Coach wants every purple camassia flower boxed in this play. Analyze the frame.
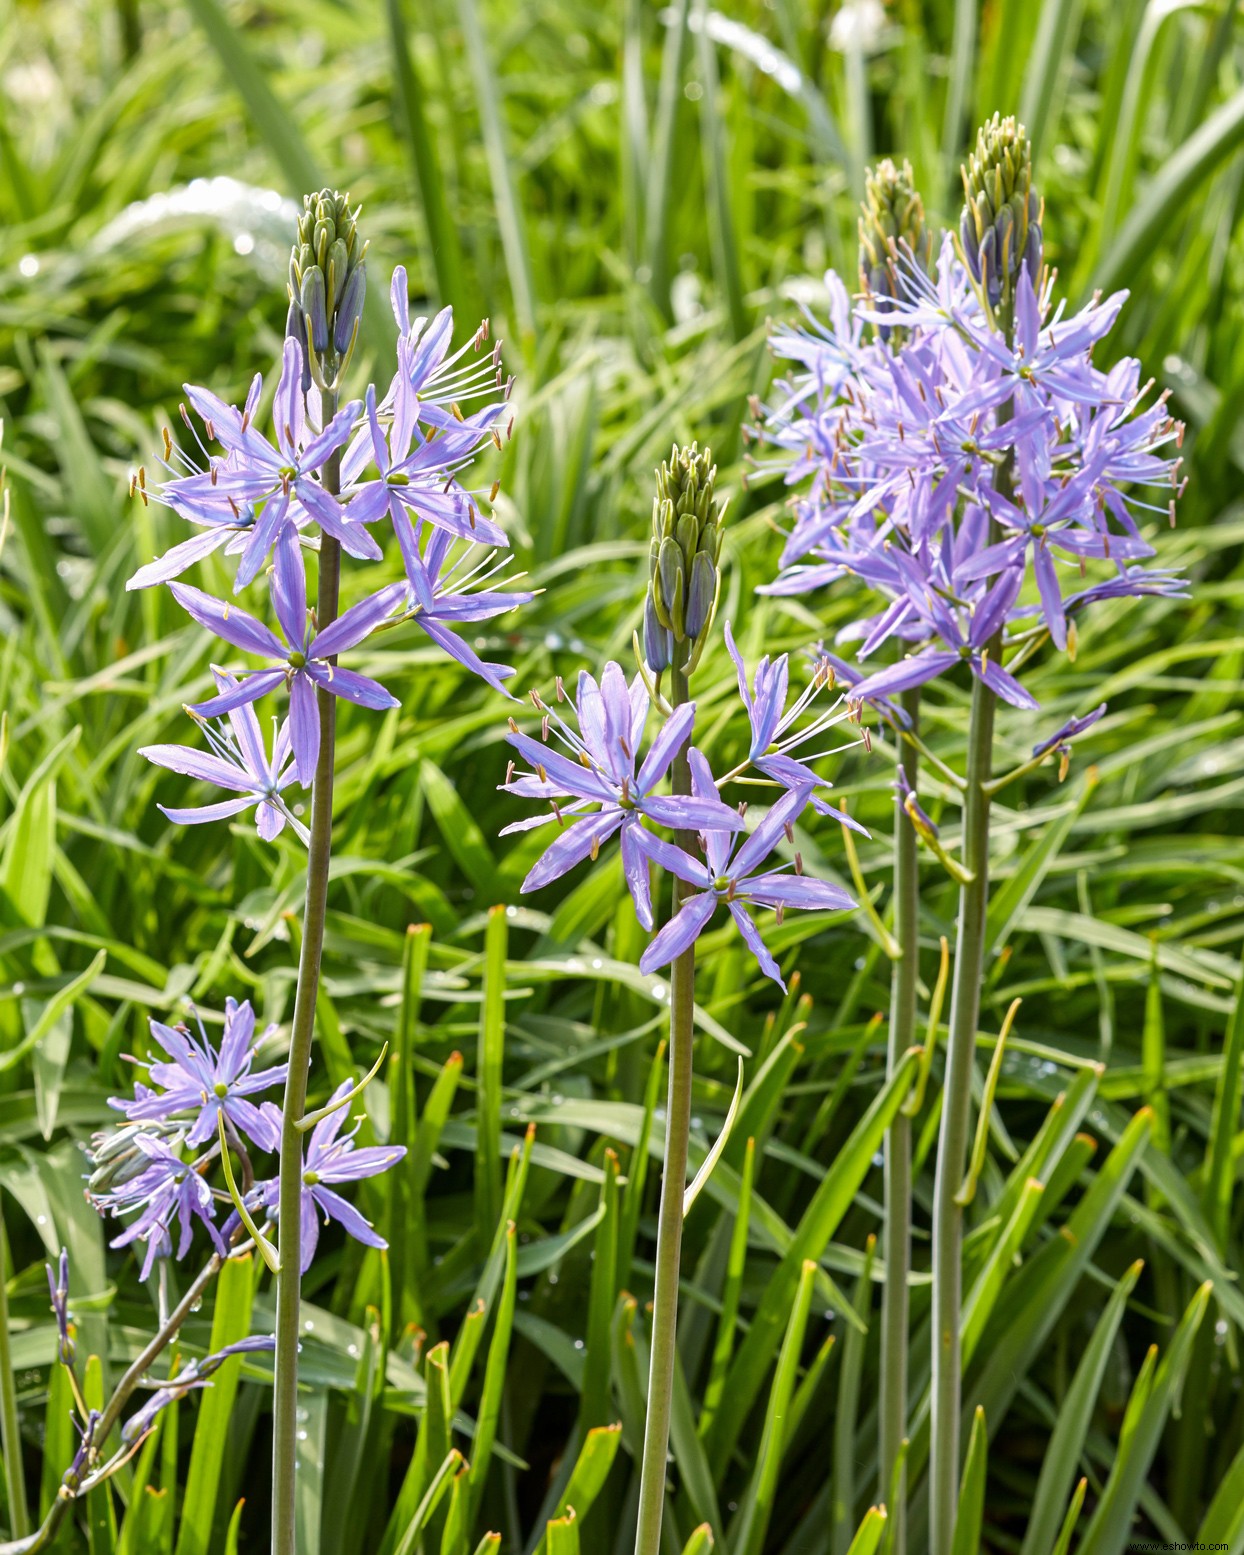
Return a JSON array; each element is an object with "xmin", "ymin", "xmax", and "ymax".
[
  {"xmin": 139, "ymin": 670, "xmax": 304, "ymax": 842},
  {"xmin": 171, "ymin": 532, "xmax": 401, "ymax": 785},
  {"xmin": 341, "ymin": 381, "xmax": 508, "ymax": 550},
  {"xmin": 94, "ymin": 1136, "xmax": 225, "ymax": 1281},
  {"xmin": 128, "ymin": 340, "xmax": 377, "ymax": 594},
  {"xmin": 385, "ymin": 267, "xmax": 512, "ymax": 432},
  {"xmin": 112, "ymin": 998, "xmax": 286, "ymax": 1153},
  {"xmin": 499, "ymin": 663, "xmax": 743, "ymax": 930},
  {"xmin": 121, "ymin": 1337, "xmax": 276, "ymax": 1446},
  {"xmin": 724, "ymin": 622, "xmax": 867, "ymax": 833},
  {"xmin": 254, "ymin": 1082, "xmax": 405, "ymax": 1274},
  {"xmin": 634, "ymin": 754, "xmax": 854, "ymax": 990},
  {"xmin": 851, "ymin": 564, "xmax": 1037, "ymax": 710},
  {"xmin": 397, "ymin": 526, "xmax": 533, "ymax": 696}
]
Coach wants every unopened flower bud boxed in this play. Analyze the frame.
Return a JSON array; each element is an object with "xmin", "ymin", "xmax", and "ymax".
[
  {"xmin": 300, "ymin": 267, "xmax": 328, "ymax": 353},
  {"xmin": 858, "ymin": 157, "xmax": 930, "ymax": 314},
  {"xmin": 959, "ymin": 115, "xmax": 1044, "ymax": 331},
  {"xmin": 643, "ymin": 593, "xmax": 673, "ymax": 672},
  {"xmin": 289, "ymin": 188, "xmax": 368, "ymax": 387},
  {"xmin": 334, "ymin": 264, "xmax": 367, "ymax": 356},
  {"xmin": 644, "ymin": 443, "xmax": 726, "ymax": 676}
]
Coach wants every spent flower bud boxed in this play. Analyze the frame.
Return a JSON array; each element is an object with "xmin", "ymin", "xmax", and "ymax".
[
  {"xmin": 858, "ymin": 158, "xmax": 931, "ymax": 310},
  {"xmin": 959, "ymin": 115, "xmax": 1043, "ymax": 331},
  {"xmin": 646, "ymin": 443, "xmax": 726, "ymax": 677},
  {"xmin": 47, "ymin": 1248, "xmax": 75, "ymax": 1369},
  {"xmin": 288, "ymin": 189, "xmax": 368, "ymax": 389}
]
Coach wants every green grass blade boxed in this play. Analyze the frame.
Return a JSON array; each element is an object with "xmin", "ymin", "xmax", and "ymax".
[
  {"xmin": 832, "ymin": 1238, "xmax": 875, "ymax": 1555},
  {"xmin": 1019, "ymin": 1260, "xmax": 1143, "ymax": 1555},
  {"xmin": 453, "ymin": 0, "xmax": 538, "ymax": 343},
  {"xmin": 476, "ymin": 904, "xmax": 508, "ymax": 1255},
  {"xmin": 950, "ymin": 1407, "xmax": 986, "ymax": 1555},
  {"xmin": 1078, "ymin": 1282, "xmax": 1213, "ymax": 1555},
  {"xmin": 384, "ymin": 0, "xmax": 473, "ymax": 320},
  {"xmin": 728, "ymin": 1256, "xmax": 816, "ymax": 1555},
  {"xmin": 1089, "ymin": 84, "xmax": 1244, "ymax": 296}
]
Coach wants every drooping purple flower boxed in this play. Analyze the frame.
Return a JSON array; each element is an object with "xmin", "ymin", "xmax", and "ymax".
[
  {"xmin": 724, "ymin": 622, "xmax": 867, "ymax": 832},
  {"xmin": 255, "ymin": 1081, "xmax": 405, "ymax": 1274},
  {"xmin": 171, "ymin": 532, "xmax": 401, "ymax": 784},
  {"xmin": 62, "ymin": 1410, "xmax": 100, "ymax": 1491},
  {"xmin": 499, "ymin": 663, "xmax": 743, "ymax": 929},
  {"xmin": 129, "ymin": 340, "xmax": 376, "ymax": 593},
  {"xmin": 93, "ymin": 1137, "xmax": 226, "ymax": 1281},
  {"xmin": 139, "ymin": 670, "xmax": 305, "ymax": 843},
  {"xmin": 47, "ymin": 1248, "xmax": 74, "ymax": 1368},
  {"xmin": 1033, "ymin": 703, "xmax": 1107, "ymax": 759},
  {"xmin": 394, "ymin": 525, "xmax": 532, "ymax": 696},
  {"xmin": 111, "ymin": 998, "xmax": 286, "ymax": 1153},
  {"xmin": 121, "ymin": 1337, "xmax": 276, "ymax": 1446},
  {"xmin": 634, "ymin": 754, "xmax": 853, "ymax": 990}
]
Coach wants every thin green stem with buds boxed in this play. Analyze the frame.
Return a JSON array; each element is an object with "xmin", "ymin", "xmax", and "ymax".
[
  {"xmin": 633, "ymin": 659, "xmax": 696, "ymax": 1555},
  {"xmin": 928, "ymin": 666, "xmax": 996, "ymax": 1555},
  {"xmin": 271, "ymin": 385, "xmax": 342, "ymax": 1555},
  {"xmin": 879, "ymin": 687, "xmax": 920, "ymax": 1555}
]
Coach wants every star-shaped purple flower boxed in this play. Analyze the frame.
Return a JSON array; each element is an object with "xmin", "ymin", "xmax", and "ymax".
[
  {"xmin": 171, "ymin": 532, "xmax": 401, "ymax": 785},
  {"xmin": 395, "ymin": 524, "xmax": 532, "ymax": 696},
  {"xmin": 112, "ymin": 998, "xmax": 287, "ymax": 1153},
  {"xmin": 634, "ymin": 754, "xmax": 854, "ymax": 990},
  {"xmin": 139, "ymin": 670, "xmax": 305, "ymax": 842},
  {"xmin": 724, "ymin": 622, "xmax": 867, "ymax": 833},
  {"xmin": 255, "ymin": 1081, "xmax": 405, "ymax": 1274},
  {"xmin": 131, "ymin": 340, "xmax": 376, "ymax": 593},
  {"xmin": 500, "ymin": 663, "xmax": 743, "ymax": 929}
]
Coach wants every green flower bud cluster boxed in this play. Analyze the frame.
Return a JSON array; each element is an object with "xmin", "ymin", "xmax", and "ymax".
[
  {"xmin": 858, "ymin": 157, "xmax": 931, "ymax": 305},
  {"xmin": 287, "ymin": 189, "xmax": 368, "ymax": 390},
  {"xmin": 644, "ymin": 443, "xmax": 725, "ymax": 678},
  {"xmin": 86, "ymin": 1118, "xmax": 179, "ymax": 1196},
  {"xmin": 959, "ymin": 115, "xmax": 1043, "ymax": 330}
]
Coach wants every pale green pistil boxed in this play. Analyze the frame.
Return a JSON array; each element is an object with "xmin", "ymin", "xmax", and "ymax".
[{"xmin": 288, "ymin": 651, "xmax": 307, "ymax": 669}]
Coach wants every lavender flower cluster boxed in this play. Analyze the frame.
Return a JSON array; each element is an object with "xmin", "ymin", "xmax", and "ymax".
[
  {"xmin": 130, "ymin": 265, "xmax": 529, "ymax": 839},
  {"xmin": 756, "ymin": 233, "xmax": 1186, "ymax": 730},
  {"xmin": 87, "ymin": 999, "xmax": 401, "ymax": 1281}
]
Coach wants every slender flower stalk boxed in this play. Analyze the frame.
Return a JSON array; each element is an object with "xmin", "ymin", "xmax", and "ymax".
[
  {"xmin": 928, "ymin": 669, "xmax": 995, "ymax": 1553},
  {"xmin": 634, "ymin": 446, "xmax": 725, "ymax": 1555},
  {"xmin": 633, "ymin": 655, "xmax": 697, "ymax": 1555},
  {"xmin": 270, "ymin": 386, "xmax": 342, "ymax": 1555},
  {"xmin": 272, "ymin": 188, "xmax": 361, "ymax": 1555},
  {"xmin": 880, "ymin": 689, "xmax": 918, "ymax": 1554},
  {"xmin": 858, "ymin": 164, "xmax": 932, "ymax": 1550}
]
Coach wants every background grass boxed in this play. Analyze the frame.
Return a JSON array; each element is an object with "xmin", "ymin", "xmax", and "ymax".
[{"xmin": 3, "ymin": 0, "xmax": 1244, "ymax": 1550}]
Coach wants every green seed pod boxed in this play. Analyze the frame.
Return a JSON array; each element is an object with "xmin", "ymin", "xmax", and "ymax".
[
  {"xmin": 643, "ymin": 442, "xmax": 727, "ymax": 678},
  {"xmin": 958, "ymin": 114, "xmax": 1044, "ymax": 333}
]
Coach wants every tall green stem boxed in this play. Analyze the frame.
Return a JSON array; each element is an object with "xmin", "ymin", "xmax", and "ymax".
[
  {"xmin": 633, "ymin": 661, "xmax": 695, "ymax": 1555},
  {"xmin": 0, "ymin": 1211, "xmax": 29, "ymax": 1540},
  {"xmin": 271, "ymin": 388, "xmax": 342, "ymax": 1555},
  {"xmin": 928, "ymin": 670, "xmax": 996, "ymax": 1555},
  {"xmin": 879, "ymin": 688, "xmax": 920, "ymax": 1555}
]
